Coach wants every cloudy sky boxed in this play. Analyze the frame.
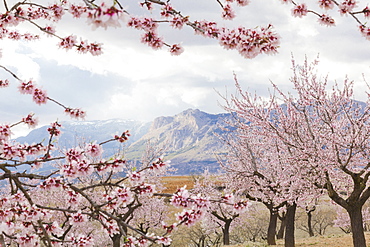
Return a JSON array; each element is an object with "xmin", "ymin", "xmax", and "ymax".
[{"xmin": 1, "ymin": 0, "xmax": 370, "ymax": 137}]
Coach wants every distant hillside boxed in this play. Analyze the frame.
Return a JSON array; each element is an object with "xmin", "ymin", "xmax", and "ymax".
[
  {"xmin": 15, "ymin": 109, "xmax": 232, "ymax": 175},
  {"xmin": 16, "ymin": 119, "xmax": 151, "ymax": 158},
  {"xmin": 126, "ymin": 109, "xmax": 231, "ymax": 174}
]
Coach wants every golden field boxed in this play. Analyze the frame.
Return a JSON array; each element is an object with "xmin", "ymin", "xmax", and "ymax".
[{"xmin": 160, "ymin": 176, "xmax": 370, "ymax": 247}]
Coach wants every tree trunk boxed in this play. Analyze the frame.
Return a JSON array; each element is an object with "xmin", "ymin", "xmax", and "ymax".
[
  {"xmin": 112, "ymin": 234, "xmax": 121, "ymax": 247},
  {"xmin": 307, "ymin": 210, "xmax": 314, "ymax": 237},
  {"xmin": 348, "ymin": 206, "xmax": 367, "ymax": 247},
  {"xmin": 277, "ymin": 213, "xmax": 286, "ymax": 239},
  {"xmin": 285, "ymin": 203, "xmax": 296, "ymax": 247},
  {"xmin": 222, "ymin": 219, "xmax": 232, "ymax": 245},
  {"xmin": 267, "ymin": 210, "xmax": 278, "ymax": 245}
]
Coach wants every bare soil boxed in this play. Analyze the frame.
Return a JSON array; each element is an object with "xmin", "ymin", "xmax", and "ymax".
[{"xmin": 230, "ymin": 232, "xmax": 370, "ymax": 247}]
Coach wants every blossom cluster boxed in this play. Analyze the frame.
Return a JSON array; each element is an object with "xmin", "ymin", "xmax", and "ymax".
[
  {"xmin": 0, "ymin": 193, "xmax": 67, "ymax": 246},
  {"xmin": 168, "ymin": 186, "xmax": 248, "ymax": 229}
]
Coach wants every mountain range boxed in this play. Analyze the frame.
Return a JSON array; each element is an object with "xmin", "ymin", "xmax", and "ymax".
[{"xmin": 15, "ymin": 109, "xmax": 232, "ymax": 175}]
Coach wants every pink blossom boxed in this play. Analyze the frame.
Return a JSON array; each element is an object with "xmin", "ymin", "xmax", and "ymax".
[
  {"xmin": 0, "ymin": 79, "xmax": 9, "ymax": 87},
  {"xmin": 141, "ymin": 18, "xmax": 159, "ymax": 32},
  {"xmin": 39, "ymin": 177, "xmax": 63, "ymax": 190},
  {"xmin": 26, "ymin": 143, "xmax": 46, "ymax": 156},
  {"xmin": 0, "ymin": 124, "xmax": 11, "ymax": 141},
  {"xmin": 318, "ymin": 14, "xmax": 335, "ymax": 26},
  {"xmin": 363, "ymin": 6, "xmax": 370, "ymax": 18},
  {"xmin": 68, "ymin": 234, "xmax": 94, "ymax": 247},
  {"xmin": 16, "ymin": 234, "xmax": 38, "ymax": 247},
  {"xmin": 47, "ymin": 122, "xmax": 62, "ymax": 137},
  {"xmin": 102, "ymin": 218, "xmax": 120, "ymax": 236},
  {"xmin": 150, "ymin": 157, "xmax": 168, "ymax": 171},
  {"xmin": 67, "ymin": 190, "xmax": 82, "ymax": 205},
  {"xmin": 161, "ymin": 4, "xmax": 174, "ymax": 18},
  {"xmin": 59, "ymin": 35, "xmax": 77, "ymax": 50},
  {"xmin": 219, "ymin": 25, "xmax": 280, "ymax": 59},
  {"xmin": 169, "ymin": 44, "xmax": 184, "ymax": 55},
  {"xmin": 85, "ymin": 141, "xmax": 103, "ymax": 157},
  {"xmin": 127, "ymin": 17, "xmax": 143, "ymax": 30},
  {"xmin": 233, "ymin": 200, "xmax": 249, "ymax": 212},
  {"xmin": 114, "ymin": 187, "xmax": 134, "ymax": 206},
  {"xmin": 162, "ymin": 222, "xmax": 177, "ymax": 233},
  {"xmin": 65, "ymin": 147, "xmax": 84, "ymax": 163},
  {"xmin": 222, "ymin": 4, "xmax": 236, "ymax": 20},
  {"xmin": 8, "ymin": 31, "xmax": 21, "ymax": 40},
  {"xmin": 44, "ymin": 222, "xmax": 63, "ymax": 237},
  {"xmin": 359, "ymin": 25, "xmax": 370, "ymax": 40},
  {"xmin": 22, "ymin": 33, "xmax": 39, "ymax": 41},
  {"xmin": 48, "ymin": 4, "xmax": 65, "ymax": 21},
  {"xmin": 32, "ymin": 88, "xmax": 48, "ymax": 105},
  {"xmin": 22, "ymin": 114, "xmax": 38, "ymax": 128},
  {"xmin": 62, "ymin": 158, "xmax": 93, "ymax": 178},
  {"xmin": 69, "ymin": 210, "xmax": 88, "ymax": 225},
  {"xmin": 129, "ymin": 171, "xmax": 143, "ymax": 183},
  {"xmin": 339, "ymin": 0, "xmax": 357, "ymax": 15},
  {"xmin": 69, "ymin": 4, "xmax": 87, "ymax": 18},
  {"xmin": 175, "ymin": 208, "xmax": 204, "ymax": 226},
  {"xmin": 65, "ymin": 108, "xmax": 86, "ymax": 119},
  {"xmin": 318, "ymin": 0, "xmax": 335, "ymax": 10},
  {"xmin": 87, "ymin": 42, "xmax": 103, "ymax": 56},
  {"xmin": 291, "ymin": 4, "xmax": 308, "ymax": 18},
  {"xmin": 170, "ymin": 186, "xmax": 191, "ymax": 207},
  {"xmin": 42, "ymin": 26, "xmax": 56, "ymax": 37},
  {"xmin": 194, "ymin": 21, "xmax": 220, "ymax": 37},
  {"xmin": 170, "ymin": 16, "xmax": 189, "ymax": 29},
  {"xmin": 114, "ymin": 130, "xmax": 130, "ymax": 143},
  {"xmin": 18, "ymin": 80, "xmax": 34, "ymax": 94},
  {"xmin": 86, "ymin": 3, "xmax": 125, "ymax": 30},
  {"xmin": 140, "ymin": 2, "xmax": 153, "ymax": 11},
  {"xmin": 221, "ymin": 193, "xmax": 235, "ymax": 204},
  {"xmin": 156, "ymin": 236, "xmax": 172, "ymax": 245},
  {"xmin": 236, "ymin": 0, "xmax": 250, "ymax": 6},
  {"xmin": 1, "ymin": 143, "xmax": 21, "ymax": 159},
  {"xmin": 135, "ymin": 183, "xmax": 156, "ymax": 194}
]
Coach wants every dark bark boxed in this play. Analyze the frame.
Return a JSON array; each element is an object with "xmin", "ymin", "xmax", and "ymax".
[
  {"xmin": 284, "ymin": 203, "xmax": 296, "ymax": 247},
  {"xmin": 112, "ymin": 233, "xmax": 122, "ymax": 247},
  {"xmin": 267, "ymin": 210, "xmax": 278, "ymax": 245},
  {"xmin": 222, "ymin": 219, "xmax": 232, "ymax": 245},
  {"xmin": 348, "ymin": 206, "xmax": 366, "ymax": 247},
  {"xmin": 306, "ymin": 206, "xmax": 316, "ymax": 237},
  {"xmin": 277, "ymin": 212, "xmax": 286, "ymax": 239},
  {"xmin": 324, "ymin": 172, "xmax": 370, "ymax": 247},
  {"xmin": 211, "ymin": 211, "xmax": 238, "ymax": 246}
]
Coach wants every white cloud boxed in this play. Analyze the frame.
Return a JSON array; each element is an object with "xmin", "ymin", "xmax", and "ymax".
[{"xmin": 2, "ymin": 0, "xmax": 370, "ymax": 138}]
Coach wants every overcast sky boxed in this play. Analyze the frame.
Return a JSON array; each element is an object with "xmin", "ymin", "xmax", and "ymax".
[{"xmin": 1, "ymin": 0, "xmax": 370, "ymax": 137}]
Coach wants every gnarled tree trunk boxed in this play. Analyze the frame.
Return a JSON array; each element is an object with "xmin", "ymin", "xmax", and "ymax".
[
  {"xmin": 267, "ymin": 209, "xmax": 278, "ymax": 245},
  {"xmin": 284, "ymin": 203, "xmax": 296, "ymax": 247},
  {"xmin": 306, "ymin": 206, "xmax": 316, "ymax": 237},
  {"xmin": 222, "ymin": 219, "xmax": 232, "ymax": 245},
  {"xmin": 277, "ymin": 212, "xmax": 286, "ymax": 239},
  {"xmin": 348, "ymin": 206, "xmax": 366, "ymax": 247}
]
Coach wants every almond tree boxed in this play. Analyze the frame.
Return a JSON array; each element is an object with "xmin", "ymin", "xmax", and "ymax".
[
  {"xmin": 226, "ymin": 58, "xmax": 370, "ymax": 247},
  {"xmin": 219, "ymin": 121, "xmax": 321, "ymax": 246},
  {"xmin": 191, "ymin": 172, "xmax": 249, "ymax": 245}
]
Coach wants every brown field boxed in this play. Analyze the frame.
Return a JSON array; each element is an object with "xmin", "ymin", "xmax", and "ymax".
[
  {"xmin": 160, "ymin": 175, "xmax": 195, "ymax": 193},
  {"xmin": 229, "ymin": 232, "xmax": 370, "ymax": 246}
]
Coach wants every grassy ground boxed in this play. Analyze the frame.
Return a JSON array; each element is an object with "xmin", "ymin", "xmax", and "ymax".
[{"xmin": 228, "ymin": 232, "xmax": 370, "ymax": 247}]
